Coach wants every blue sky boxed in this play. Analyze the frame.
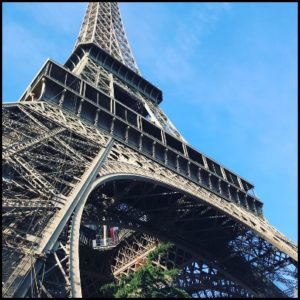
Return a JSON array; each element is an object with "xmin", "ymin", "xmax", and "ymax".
[{"xmin": 3, "ymin": 3, "xmax": 297, "ymax": 243}]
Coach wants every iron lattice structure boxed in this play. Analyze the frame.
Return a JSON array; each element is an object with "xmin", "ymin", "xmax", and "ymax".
[{"xmin": 2, "ymin": 2, "xmax": 298, "ymax": 298}]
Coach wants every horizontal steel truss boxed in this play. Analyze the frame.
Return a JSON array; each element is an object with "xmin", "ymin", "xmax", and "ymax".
[
  {"xmin": 19, "ymin": 59, "xmax": 263, "ymax": 218},
  {"xmin": 66, "ymin": 41, "xmax": 185, "ymax": 142},
  {"xmin": 100, "ymin": 141, "xmax": 297, "ymax": 261},
  {"xmin": 65, "ymin": 43, "xmax": 162, "ymax": 104},
  {"xmin": 112, "ymin": 233, "xmax": 158, "ymax": 278},
  {"xmin": 70, "ymin": 46, "xmax": 184, "ymax": 140}
]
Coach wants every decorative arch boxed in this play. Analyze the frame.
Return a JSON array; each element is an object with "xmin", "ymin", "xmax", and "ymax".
[{"xmin": 68, "ymin": 165, "xmax": 296, "ymax": 298}]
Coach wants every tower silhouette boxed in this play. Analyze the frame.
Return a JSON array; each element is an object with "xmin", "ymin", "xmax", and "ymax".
[{"xmin": 2, "ymin": 2, "xmax": 297, "ymax": 298}]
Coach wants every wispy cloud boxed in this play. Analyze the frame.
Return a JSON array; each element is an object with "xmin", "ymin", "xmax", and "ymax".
[
  {"xmin": 154, "ymin": 3, "xmax": 232, "ymax": 83},
  {"xmin": 121, "ymin": 3, "xmax": 231, "ymax": 84}
]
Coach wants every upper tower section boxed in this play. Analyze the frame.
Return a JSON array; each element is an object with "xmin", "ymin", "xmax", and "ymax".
[
  {"xmin": 18, "ymin": 2, "xmax": 263, "ymax": 218},
  {"xmin": 75, "ymin": 2, "xmax": 140, "ymax": 75}
]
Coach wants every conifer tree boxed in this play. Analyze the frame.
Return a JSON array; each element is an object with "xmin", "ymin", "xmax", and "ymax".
[{"xmin": 100, "ymin": 242, "xmax": 190, "ymax": 298}]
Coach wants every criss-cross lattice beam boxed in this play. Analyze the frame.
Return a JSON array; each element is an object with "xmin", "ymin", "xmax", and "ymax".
[
  {"xmin": 109, "ymin": 232, "xmax": 255, "ymax": 298},
  {"xmin": 75, "ymin": 2, "xmax": 140, "ymax": 74}
]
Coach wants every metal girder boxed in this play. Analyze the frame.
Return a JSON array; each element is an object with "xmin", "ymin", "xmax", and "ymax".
[
  {"xmin": 36, "ymin": 138, "xmax": 113, "ymax": 254},
  {"xmin": 108, "ymin": 232, "xmax": 254, "ymax": 297},
  {"xmin": 2, "ymin": 2, "xmax": 297, "ymax": 299},
  {"xmin": 75, "ymin": 2, "xmax": 139, "ymax": 74},
  {"xmin": 2, "ymin": 102, "xmax": 297, "ymax": 297},
  {"xmin": 79, "ymin": 170, "xmax": 296, "ymax": 297},
  {"xmin": 3, "ymin": 127, "xmax": 65, "ymax": 160}
]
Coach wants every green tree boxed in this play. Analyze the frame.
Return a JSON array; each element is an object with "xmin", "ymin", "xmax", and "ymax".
[{"xmin": 100, "ymin": 242, "xmax": 190, "ymax": 298}]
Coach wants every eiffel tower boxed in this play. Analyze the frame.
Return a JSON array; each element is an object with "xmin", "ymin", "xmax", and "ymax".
[{"xmin": 2, "ymin": 2, "xmax": 297, "ymax": 298}]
